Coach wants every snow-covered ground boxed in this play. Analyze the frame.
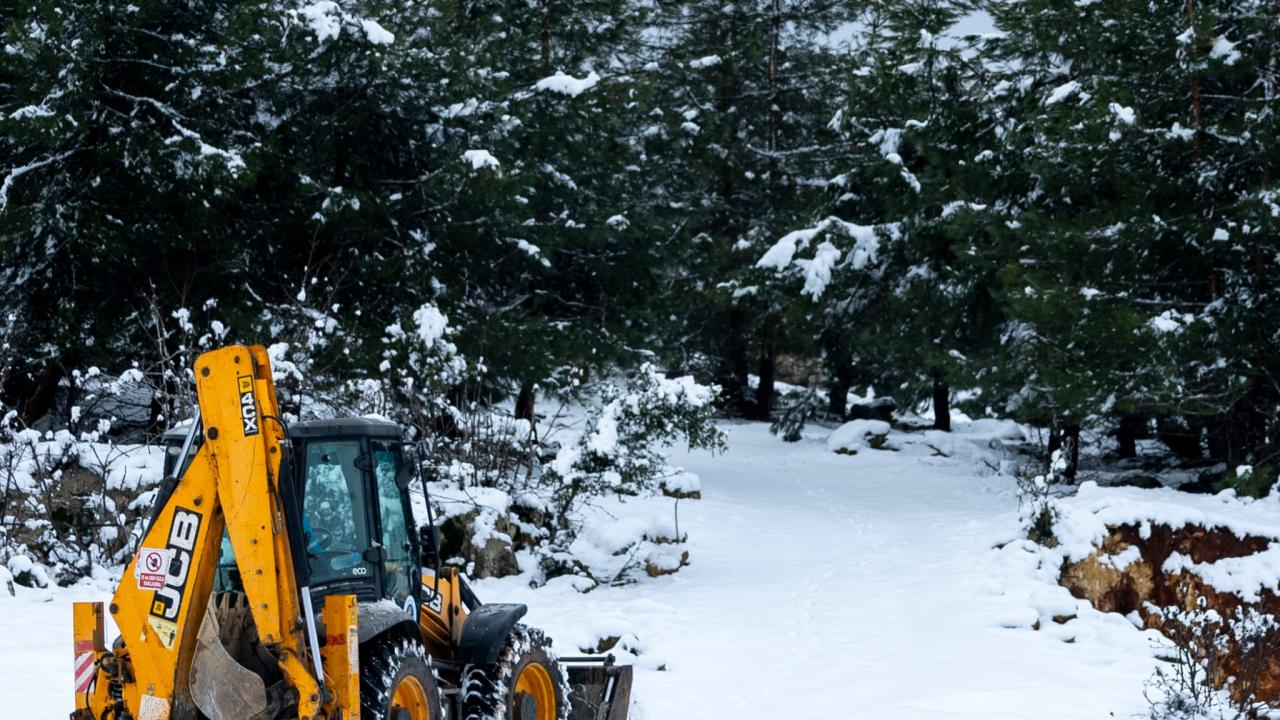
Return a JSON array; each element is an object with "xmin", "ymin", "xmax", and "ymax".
[
  {"xmin": 0, "ymin": 420, "xmax": 1164, "ymax": 718},
  {"xmin": 483, "ymin": 420, "xmax": 1161, "ymax": 719}
]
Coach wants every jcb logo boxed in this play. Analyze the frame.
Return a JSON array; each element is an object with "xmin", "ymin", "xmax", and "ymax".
[
  {"xmin": 238, "ymin": 375, "xmax": 259, "ymax": 436},
  {"xmin": 149, "ymin": 508, "xmax": 202, "ymax": 623}
]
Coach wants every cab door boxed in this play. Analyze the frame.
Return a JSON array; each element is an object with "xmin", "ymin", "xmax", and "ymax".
[{"xmin": 370, "ymin": 440, "xmax": 419, "ymax": 613}]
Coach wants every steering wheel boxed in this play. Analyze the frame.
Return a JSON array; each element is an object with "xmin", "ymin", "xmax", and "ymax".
[{"xmin": 308, "ymin": 527, "xmax": 333, "ymax": 551}]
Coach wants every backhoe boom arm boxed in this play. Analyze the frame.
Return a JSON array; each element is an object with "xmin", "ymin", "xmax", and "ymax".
[{"xmin": 76, "ymin": 345, "xmax": 322, "ymax": 720}]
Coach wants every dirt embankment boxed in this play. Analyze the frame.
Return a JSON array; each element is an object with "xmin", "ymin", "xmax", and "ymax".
[{"xmin": 1060, "ymin": 523, "xmax": 1280, "ymax": 701}]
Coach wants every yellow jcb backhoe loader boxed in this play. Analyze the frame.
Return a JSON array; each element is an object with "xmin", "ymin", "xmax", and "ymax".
[{"xmin": 71, "ymin": 344, "xmax": 630, "ymax": 720}]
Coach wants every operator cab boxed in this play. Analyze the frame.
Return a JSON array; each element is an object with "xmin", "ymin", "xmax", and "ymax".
[
  {"xmin": 161, "ymin": 417, "xmax": 426, "ymax": 611},
  {"xmin": 286, "ymin": 418, "xmax": 419, "ymax": 610}
]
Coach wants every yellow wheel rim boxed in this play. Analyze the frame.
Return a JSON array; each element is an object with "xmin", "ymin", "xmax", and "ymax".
[
  {"xmin": 391, "ymin": 674, "xmax": 432, "ymax": 720},
  {"xmin": 513, "ymin": 662, "xmax": 557, "ymax": 720}
]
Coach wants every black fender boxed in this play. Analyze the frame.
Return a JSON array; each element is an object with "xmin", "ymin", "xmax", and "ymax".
[
  {"xmin": 357, "ymin": 601, "xmax": 420, "ymax": 644},
  {"xmin": 456, "ymin": 603, "xmax": 528, "ymax": 665}
]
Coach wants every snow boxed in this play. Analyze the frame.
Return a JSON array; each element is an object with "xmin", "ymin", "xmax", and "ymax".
[
  {"xmin": 652, "ymin": 372, "xmax": 717, "ymax": 408},
  {"xmin": 475, "ymin": 422, "xmax": 1160, "ymax": 718},
  {"xmin": 1108, "ymin": 103, "xmax": 1135, "ymax": 125},
  {"xmin": 660, "ymin": 469, "xmax": 701, "ymax": 496},
  {"xmin": 757, "ymin": 217, "xmax": 881, "ymax": 299},
  {"xmin": 294, "ymin": 2, "xmax": 393, "ymax": 45},
  {"xmin": 462, "ymin": 149, "xmax": 500, "ymax": 172},
  {"xmin": 797, "ymin": 242, "xmax": 840, "ymax": 299},
  {"xmin": 412, "ymin": 304, "xmax": 448, "ymax": 346},
  {"xmin": 1050, "ymin": 482, "xmax": 1280, "ymax": 563},
  {"xmin": 1045, "ymin": 481, "xmax": 1280, "ymax": 606},
  {"xmin": 360, "ymin": 19, "xmax": 394, "ymax": 45},
  {"xmin": 1149, "ymin": 309, "xmax": 1195, "ymax": 333},
  {"xmin": 295, "ymin": 2, "xmax": 342, "ymax": 43},
  {"xmin": 1044, "ymin": 80, "xmax": 1081, "ymax": 106},
  {"xmin": 1163, "ymin": 547, "xmax": 1280, "ymax": 603},
  {"xmin": 585, "ymin": 400, "xmax": 621, "ymax": 455},
  {"xmin": 689, "ymin": 55, "xmax": 721, "ymax": 69},
  {"xmin": 826, "ymin": 418, "xmax": 892, "ymax": 452},
  {"xmin": 1210, "ymin": 35, "xmax": 1240, "ymax": 65},
  {"xmin": 1, "ymin": 421, "xmax": 1188, "ymax": 718},
  {"xmin": 534, "ymin": 71, "xmax": 601, "ymax": 97}
]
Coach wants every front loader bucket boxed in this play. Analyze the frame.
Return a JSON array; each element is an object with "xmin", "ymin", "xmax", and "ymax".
[
  {"xmin": 189, "ymin": 596, "xmax": 269, "ymax": 720},
  {"xmin": 561, "ymin": 656, "xmax": 633, "ymax": 720}
]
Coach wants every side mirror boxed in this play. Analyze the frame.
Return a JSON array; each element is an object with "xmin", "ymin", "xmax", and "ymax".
[{"xmin": 419, "ymin": 524, "xmax": 442, "ymax": 567}]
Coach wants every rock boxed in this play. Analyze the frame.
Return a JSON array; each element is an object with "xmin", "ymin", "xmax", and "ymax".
[
  {"xmin": 644, "ymin": 548, "xmax": 689, "ymax": 577},
  {"xmin": 846, "ymin": 397, "xmax": 896, "ymax": 423},
  {"xmin": 437, "ymin": 511, "xmax": 520, "ymax": 579},
  {"xmin": 471, "ymin": 537, "xmax": 519, "ymax": 578},
  {"xmin": 660, "ymin": 470, "xmax": 702, "ymax": 500},
  {"xmin": 59, "ymin": 465, "xmax": 103, "ymax": 495},
  {"xmin": 827, "ymin": 419, "xmax": 892, "ymax": 453},
  {"xmin": 1094, "ymin": 472, "xmax": 1163, "ymax": 490},
  {"xmin": 584, "ymin": 636, "xmax": 621, "ymax": 654}
]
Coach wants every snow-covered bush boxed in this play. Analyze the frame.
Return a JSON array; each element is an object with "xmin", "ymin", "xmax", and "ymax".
[
  {"xmin": 426, "ymin": 365, "xmax": 724, "ymax": 587},
  {"xmin": 1145, "ymin": 599, "xmax": 1280, "ymax": 719},
  {"xmin": 1017, "ymin": 451, "xmax": 1065, "ymax": 546},
  {"xmin": 377, "ymin": 302, "xmax": 469, "ymax": 422},
  {"xmin": 541, "ymin": 365, "xmax": 723, "ymax": 508},
  {"xmin": 532, "ymin": 365, "xmax": 724, "ymax": 582},
  {"xmin": 770, "ymin": 387, "xmax": 822, "ymax": 442},
  {"xmin": 0, "ymin": 416, "xmax": 163, "ymax": 585},
  {"xmin": 1216, "ymin": 464, "xmax": 1278, "ymax": 500}
]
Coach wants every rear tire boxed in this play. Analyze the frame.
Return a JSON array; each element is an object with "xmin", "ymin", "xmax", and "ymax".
[
  {"xmin": 361, "ymin": 633, "xmax": 443, "ymax": 720},
  {"xmin": 461, "ymin": 625, "xmax": 567, "ymax": 720}
]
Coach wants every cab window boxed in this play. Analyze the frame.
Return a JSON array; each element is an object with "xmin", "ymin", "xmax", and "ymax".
[
  {"xmin": 372, "ymin": 440, "xmax": 414, "ymax": 607},
  {"xmin": 301, "ymin": 440, "xmax": 372, "ymax": 585}
]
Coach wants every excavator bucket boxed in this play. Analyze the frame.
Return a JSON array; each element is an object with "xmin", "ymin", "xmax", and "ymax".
[
  {"xmin": 563, "ymin": 657, "xmax": 633, "ymax": 720},
  {"xmin": 188, "ymin": 595, "xmax": 269, "ymax": 720}
]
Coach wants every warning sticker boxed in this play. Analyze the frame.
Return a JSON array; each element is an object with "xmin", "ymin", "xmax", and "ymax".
[
  {"xmin": 135, "ymin": 547, "xmax": 171, "ymax": 590},
  {"xmin": 137, "ymin": 694, "xmax": 170, "ymax": 720},
  {"xmin": 148, "ymin": 617, "xmax": 179, "ymax": 650}
]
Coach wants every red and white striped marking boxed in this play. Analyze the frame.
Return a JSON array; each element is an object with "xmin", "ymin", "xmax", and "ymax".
[{"xmin": 74, "ymin": 652, "xmax": 96, "ymax": 694}]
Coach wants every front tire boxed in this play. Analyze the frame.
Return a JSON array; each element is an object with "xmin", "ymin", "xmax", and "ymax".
[
  {"xmin": 361, "ymin": 633, "xmax": 443, "ymax": 720},
  {"xmin": 461, "ymin": 625, "xmax": 567, "ymax": 720}
]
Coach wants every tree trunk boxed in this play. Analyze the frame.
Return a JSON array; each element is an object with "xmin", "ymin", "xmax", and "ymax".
[
  {"xmin": 2, "ymin": 361, "xmax": 63, "ymax": 426},
  {"xmin": 1116, "ymin": 414, "xmax": 1144, "ymax": 459},
  {"xmin": 539, "ymin": 0, "xmax": 551, "ymax": 74},
  {"xmin": 829, "ymin": 360, "xmax": 853, "ymax": 419},
  {"xmin": 720, "ymin": 307, "xmax": 751, "ymax": 415},
  {"xmin": 1063, "ymin": 422, "xmax": 1082, "ymax": 483},
  {"xmin": 931, "ymin": 368, "xmax": 950, "ymax": 432},
  {"xmin": 1158, "ymin": 415, "xmax": 1203, "ymax": 460},
  {"xmin": 767, "ymin": 0, "xmax": 781, "ymax": 185},
  {"xmin": 755, "ymin": 335, "xmax": 777, "ymax": 421},
  {"xmin": 515, "ymin": 383, "xmax": 536, "ymax": 423},
  {"xmin": 1047, "ymin": 424, "xmax": 1063, "ymax": 466}
]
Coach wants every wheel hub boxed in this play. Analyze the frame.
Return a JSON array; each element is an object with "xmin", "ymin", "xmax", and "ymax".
[{"xmin": 515, "ymin": 692, "xmax": 538, "ymax": 720}]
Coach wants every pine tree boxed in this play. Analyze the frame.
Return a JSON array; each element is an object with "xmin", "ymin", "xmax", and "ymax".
[
  {"xmin": 983, "ymin": 0, "xmax": 1280, "ymax": 471},
  {"xmin": 0, "ymin": 0, "xmax": 256, "ymax": 421},
  {"xmin": 756, "ymin": 0, "xmax": 1003, "ymax": 430},
  {"xmin": 421, "ymin": 0, "xmax": 661, "ymax": 413},
  {"xmin": 651, "ymin": 0, "xmax": 858, "ymax": 417}
]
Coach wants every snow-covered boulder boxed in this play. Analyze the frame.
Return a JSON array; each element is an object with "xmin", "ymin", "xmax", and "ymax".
[
  {"xmin": 827, "ymin": 419, "xmax": 892, "ymax": 454},
  {"xmin": 660, "ymin": 469, "xmax": 702, "ymax": 499}
]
